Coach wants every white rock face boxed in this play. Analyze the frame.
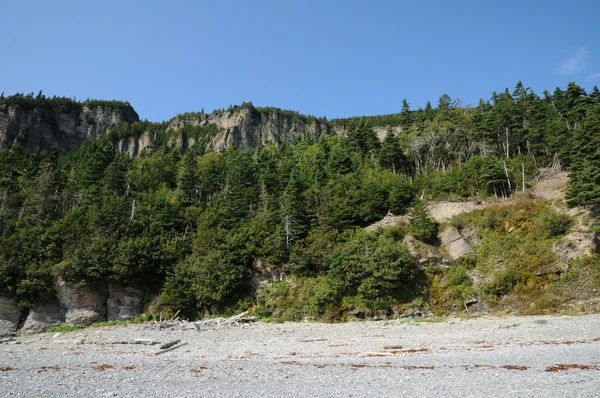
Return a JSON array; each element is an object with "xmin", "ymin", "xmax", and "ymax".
[
  {"xmin": 107, "ymin": 283, "xmax": 144, "ymax": 321},
  {"xmin": 0, "ymin": 103, "xmax": 138, "ymax": 152},
  {"xmin": 21, "ymin": 296, "xmax": 66, "ymax": 334},
  {"xmin": 441, "ymin": 227, "xmax": 475, "ymax": 261},
  {"xmin": 54, "ymin": 277, "xmax": 107, "ymax": 326},
  {"xmin": 0, "ymin": 294, "xmax": 21, "ymax": 336},
  {"xmin": 169, "ymin": 107, "xmax": 329, "ymax": 152},
  {"xmin": 117, "ymin": 131, "xmax": 154, "ymax": 157}
]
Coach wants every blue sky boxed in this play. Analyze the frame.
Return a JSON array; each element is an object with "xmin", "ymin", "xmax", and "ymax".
[{"xmin": 1, "ymin": 1, "xmax": 599, "ymax": 121}]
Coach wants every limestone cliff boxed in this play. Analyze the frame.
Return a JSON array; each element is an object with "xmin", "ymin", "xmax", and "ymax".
[
  {"xmin": 168, "ymin": 106, "xmax": 331, "ymax": 152},
  {"xmin": 0, "ymin": 101, "xmax": 139, "ymax": 152},
  {"xmin": 0, "ymin": 99, "xmax": 339, "ymax": 155}
]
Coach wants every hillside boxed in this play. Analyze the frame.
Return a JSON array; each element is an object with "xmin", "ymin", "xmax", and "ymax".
[{"xmin": 0, "ymin": 81, "xmax": 599, "ymax": 336}]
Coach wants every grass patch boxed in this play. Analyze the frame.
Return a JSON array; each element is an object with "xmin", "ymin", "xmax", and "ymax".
[{"xmin": 47, "ymin": 324, "xmax": 87, "ymax": 333}]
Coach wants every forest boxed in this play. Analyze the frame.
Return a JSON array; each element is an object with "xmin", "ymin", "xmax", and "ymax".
[{"xmin": 0, "ymin": 81, "xmax": 599, "ymax": 320}]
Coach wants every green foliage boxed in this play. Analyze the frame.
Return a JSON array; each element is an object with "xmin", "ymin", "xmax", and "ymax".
[
  {"xmin": 446, "ymin": 265, "xmax": 473, "ymax": 299},
  {"xmin": 535, "ymin": 212, "xmax": 572, "ymax": 237},
  {"xmin": 1, "ymin": 81, "xmax": 599, "ymax": 320},
  {"xmin": 47, "ymin": 324, "xmax": 87, "ymax": 333},
  {"xmin": 447, "ymin": 265, "xmax": 470, "ymax": 287},
  {"xmin": 333, "ymin": 231, "xmax": 417, "ymax": 301},
  {"xmin": 408, "ymin": 200, "xmax": 438, "ymax": 242},
  {"xmin": 0, "ymin": 92, "xmax": 130, "ymax": 113},
  {"xmin": 560, "ymin": 255, "xmax": 600, "ymax": 294},
  {"xmin": 485, "ymin": 268, "xmax": 518, "ymax": 296}
]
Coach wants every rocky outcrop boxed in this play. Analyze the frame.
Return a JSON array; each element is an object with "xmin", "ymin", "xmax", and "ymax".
[
  {"xmin": 0, "ymin": 294, "xmax": 21, "ymax": 336},
  {"xmin": 54, "ymin": 277, "xmax": 107, "ymax": 326},
  {"xmin": 19, "ymin": 282, "xmax": 144, "ymax": 332},
  {"xmin": 440, "ymin": 227, "xmax": 475, "ymax": 261},
  {"xmin": 21, "ymin": 295, "xmax": 66, "ymax": 334},
  {"xmin": 552, "ymin": 231, "xmax": 597, "ymax": 270},
  {"xmin": 460, "ymin": 226, "xmax": 481, "ymax": 247},
  {"xmin": 364, "ymin": 213, "xmax": 408, "ymax": 232},
  {"xmin": 169, "ymin": 107, "xmax": 330, "ymax": 152},
  {"xmin": 402, "ymin": 236, "xmax": 444, "ymax": 267},
  {"xmin": 0, "ymin": 102, "xmax": 139, "ymax": 152},
  {"xmin": 428, "ymin": 202, "xmax": 484, "ymax": 223},
  {"xmin": 107, "ymin": 283, "xmax": 144, "ymax": 321},
  {"xmin": 252, "ymin": 258, "xmax": 286, "ymax": 287},
  {"xmin": 116, "ymin": 131, "xmax": 155, "ymax": 157}
]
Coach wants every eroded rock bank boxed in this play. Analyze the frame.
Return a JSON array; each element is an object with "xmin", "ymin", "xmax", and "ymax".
[
  {"xmin": 2, "ymin": 279, "xmax": 146, "ymax": 335},
  {"xmin": 0, "ymin": 294, "xmax": 21, "ymax": 336}
]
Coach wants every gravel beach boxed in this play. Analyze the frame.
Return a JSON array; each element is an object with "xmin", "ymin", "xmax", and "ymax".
[{"xmin": 2, "ymin": 314, "xmax": 600, "ymax": 397}]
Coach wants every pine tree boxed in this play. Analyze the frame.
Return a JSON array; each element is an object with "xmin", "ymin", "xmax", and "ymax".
[
  {"xmin": 82, "ymin": 139, "xmax": 115, "ymax": 187},
  {"xmin": 280, "ymin": 170, "xmax": 308, "ymax": 251},
  {"xmin": 408, "ymin": 199, "xmax": 438, "ymax": 242},
  {"xmin": 566, "ymin": 103, "xmax": 600, "ymax": 206},
  {"xmin": 103, "ymin": 155, "xmax": 129, "ymax": 195},
  {"xmin": 178, "ymin": 153, "xmax": 199, "ymax": 204},
  {"xmin": 347, "ymin": 119, "xmax": 380, "ymax": 155},
  {"xmin": 424, "ymin": 100, "xmax": 435, "ymax": 121},
  {"xmin": 437, "ymin": 94, "xmax": 452, "ymax": 120},
  {"xmin": 378, "ymin": 129, "xmax": 404, "ymax": 173},
  {"xmin": 400, "ymin": 99, "xmax": 412, "ymax": 127},
  {"xmin": 591, "ymin": 86, "xmax": 600, "ymax": 103}
]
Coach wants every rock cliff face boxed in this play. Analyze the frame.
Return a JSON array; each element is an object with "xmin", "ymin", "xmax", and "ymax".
[
  {"xmin": 54, "ymin": 277, "xmax": 108, "ymax": 325},
  {"xmin": 0, "ymin": 294, "xmax": 21, "ymax": 337},
  {"xmin": 16, "ymin": 279, "xmax": 146, "ymax": 334},
  {"xmin": 0, "ymin": 101, "xmax": 337, "ymax": 156},
  {"xmin": 168, "ymin": 107, "xmax": 330, "ymax": 152},
  {"xmin": 0, "ymin": 103, "xmax": 139, "ymax": 152},
  {"xmin": 116, "ymin": 131, "xmax": 155, "ymax": 157},
  {"xmin": 106, "ymin": 283, "xmax": 144, "ymax": 322},
  {"xmin": 21, "ymin": 295, "xmax": 66, "ymax": 334}
]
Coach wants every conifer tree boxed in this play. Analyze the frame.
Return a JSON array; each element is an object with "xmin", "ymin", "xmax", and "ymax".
[
  {"xmin": 408, "ymin": 199, "xmax": 438, "ymax": 242},
  {"xmin": 400, "ymin": 99, "xmax": 412, "ymax": 127},
  {"xmin": 378, "ymin": 129, "xmax": 404, "ymax": 173}
]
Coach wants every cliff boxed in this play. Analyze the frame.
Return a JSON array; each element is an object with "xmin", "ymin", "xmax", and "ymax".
[
  {"xmin": 167, "ymin": 106, "xmax": 331, "ymax": 152},
  {"xmin": 0, "ymin": 98, "xmax": 341, "ymax": 156},
  {"xmin": 0, "ymin": 98, "xmax": 139, "ymax": 152}
]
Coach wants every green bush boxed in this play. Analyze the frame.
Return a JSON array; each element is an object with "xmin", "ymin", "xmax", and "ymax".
[
  {"xmin": 334, "ymin": 231, "xmax": 417, "ymax": 300},
  {"xmin": 485, "ymin": 269, "xmax": 518, "ymax": 296},
  {"xmin": 447, "ymin": 265, "xmax": 473, "ymax": 299},
  {"xmin": 535, "ymin": 212, "xmax": 572, "ymax": 237},
  {"xmin": 447, "ymin": 266, "xmax": 470, "ymax": 287}
]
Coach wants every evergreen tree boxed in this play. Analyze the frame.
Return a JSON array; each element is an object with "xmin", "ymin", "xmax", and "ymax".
[
  {"xmin": 408, "ymin": 199, "xmax": 438, "ymax": 242},
  {"xmin": 436, "ymin": 94, "xmax": 452, "ymax": 121},
  {"xmin": 424, "ymin": 100, "xmax": 435, "ymax": 120},
  {"xmin": 378, "ymin": 129, "xmax": 404, "ymax": 173},
  {"xmin": 178, "ymin": 153, "xmax": 199, "ymax": 204},
  {"xmin": 591, "ymin": 86, "xmax": 600, "ymax": 103},
  {"xmin": 280, "ymin": 170, "xmax": 308, "ymax": 251},
  {"xmin": 400, "ymin": 99, "xmax": 412, "ymax": 127},
  {"xmin": 567, "ymin": 103, "xmax": 600, "ymax": 206},
  {"xmin": 347, "ymin": 119, "xmax": 380, "ymax": 155}
]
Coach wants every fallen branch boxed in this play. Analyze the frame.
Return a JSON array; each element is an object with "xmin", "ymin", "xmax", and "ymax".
[
  {"xmin": 159, "ymin": 339, "xmax": 181, "ymax": 350},
  {"xmin": 155, "ymin": 342, "xmax": 187, "ymax": 355},
  {"xmin": 169, "ymin": 310, "xmax": 181, "ymax": 321},
  {"xmin": 132, "ymin": 339, "xmax": 160, "ymax": 345},
  {"xmin": 360, "ymin": 352, "xmax": 397, "ymax": 357}
]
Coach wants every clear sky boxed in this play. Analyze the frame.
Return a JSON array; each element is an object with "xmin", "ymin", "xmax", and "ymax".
[{"xmin": 2, "ymin": 1, "xmax": 599, "ymax": 121}]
